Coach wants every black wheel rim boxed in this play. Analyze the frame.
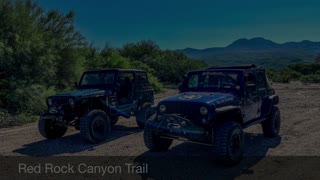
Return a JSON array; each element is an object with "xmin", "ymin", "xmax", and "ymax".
[
  {"xmin": 91, "ymin": 117, "xmax": 107, "ymax": 140},
  {"xmin": 47, "ymin": 119, "xmax": 57, "ymax": 131}
]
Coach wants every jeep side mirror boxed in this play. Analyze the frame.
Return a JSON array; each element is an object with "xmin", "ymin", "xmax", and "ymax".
[{"xmin": 74, "ymin": 82, "xmax": 78, "ymax": 89}]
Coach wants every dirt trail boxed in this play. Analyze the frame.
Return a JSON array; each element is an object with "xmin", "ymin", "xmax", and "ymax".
[{"xmin": 1, "ymin": 83, "xmax": 320, "ymax": 178}]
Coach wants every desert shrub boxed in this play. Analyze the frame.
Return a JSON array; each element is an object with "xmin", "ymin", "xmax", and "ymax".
[
  {"xmin": 0, "ymin": 109, "xmax": 37, "ymax": 128},
  {"xmin": 288, "ymin": 63, "xmax": 320, "ymax": 75},
  {"xmin": 5, "ymin": 82, "xmax": 56, "ymax": 114},
  {"xmin": 300, "ymin": 74, "xmax": 320, "ymax": 83},
  {"xmin": 267, "ymin": 68, "xmax": 302, "ymax": 83},
  {"xmin": 148, "ymin": 75, "xmax": 163, "ymax": 93},
  {"xmin": 0, "ymin": 109, "xmax": 20, "ymax": 127}
]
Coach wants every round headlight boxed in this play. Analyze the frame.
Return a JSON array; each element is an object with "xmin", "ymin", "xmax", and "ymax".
[
  {"xmin": 47, "ymin": 99, "xmax": 53, "ymax": 106},
  {"xmin": 69, "ymin": 98, "xmax": 75, "ymax": 106},
  {"xmin": 200, "ymin": 107, "xmax": 208, "ymax": 115},
  {"xmin": 159, "ymin": 104, "xmax": 166, "ymax": 112}
]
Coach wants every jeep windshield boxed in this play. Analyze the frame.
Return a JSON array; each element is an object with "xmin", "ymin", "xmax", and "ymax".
[
  {"xmin": 183, "ymin": 71, "xmax": 241, "ymax": 93},
  {"xmin": 79, "ymin": 71, "xmax": 115, "ymax": 89}
]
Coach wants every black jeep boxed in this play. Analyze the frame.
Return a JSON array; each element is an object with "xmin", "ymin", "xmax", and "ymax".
[
  {"xmin": 143, "ymin": 65, "xmax": 280, "ymax": 165},
  {"xmin": 39, "ymin": 69, "xmax": 154, "ymax": 143}
]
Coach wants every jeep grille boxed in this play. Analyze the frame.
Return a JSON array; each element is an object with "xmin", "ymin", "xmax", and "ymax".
[
  {"xmin": 160, "ymin": 102, "xmax": 204, "ymax": 122},
  {"xmin": 50, "ymin": 96, "xmax": 73, "ymax": 112}
]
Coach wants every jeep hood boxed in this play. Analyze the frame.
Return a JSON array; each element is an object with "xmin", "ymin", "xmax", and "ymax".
[
  {"xmin": 160, "ymin": 92, "xmax": 235, "ymax": 105},
  {"xmin": 53, "ymin": 89, "xmax": 111, "ymax": 98}
]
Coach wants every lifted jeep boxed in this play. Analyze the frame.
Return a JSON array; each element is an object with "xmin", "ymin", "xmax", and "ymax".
[
  {"xmin": 39, "ymin": 69, "xmax": 154, "ymax": 143},
  {"xmin": 144, "ymin": 64, "xmax": 280, "ymax": 165}
]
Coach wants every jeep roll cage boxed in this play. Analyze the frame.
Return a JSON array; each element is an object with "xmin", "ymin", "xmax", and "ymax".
[
  {"xmin": 78, "ymin": 69, "xmax": 147, "ymax": 89},
  {"xmin": 206, "ymin": 64, "xmax": 257, "ymax": 70}
]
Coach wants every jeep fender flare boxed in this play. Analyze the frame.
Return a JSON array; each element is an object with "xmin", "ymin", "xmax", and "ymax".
[
  {"xmin": 269, "ymin": 95, "xmax": 279, "ymax": 105},
  {"xmin": 139, "ymin": 102, "xmax": 154, "ymax": 110},
  {"xmin": 214, "ymin": 106, "xmax": 244, "ymax": 125},
  {"xmin": 266, "ymin": 95, "xmax": 279, "ymax": 115}
]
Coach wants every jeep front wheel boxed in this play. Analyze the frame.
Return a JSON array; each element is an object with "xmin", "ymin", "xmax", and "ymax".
[
  {"xmin": 80, "ymin": 110, "xmax": 111, "ymax": 143},
  {"xmin": 38, "ymin": 117, "xmax": 68, "ymax": 139},
  {"xmin": 144, "ymin": 128, "xmax": 173, "ymax": 152},
  {"xmin": 262, "ymin": 106, "xmax": 280, "ymax": 137},
  {"xmin": 212, "ymin": 121, "xmax": 244, "ymax": 165}
]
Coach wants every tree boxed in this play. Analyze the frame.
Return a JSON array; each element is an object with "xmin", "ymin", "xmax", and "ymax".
[
  {"xmin": 0, "ymin": 0, "xmax": 86, "ymax": 112},
  {"xmin": 119, "ymin": 40, "xmax": 160, "ymax": 63},
  {"xmin": 119, "ymin": 40, "xmax": 208, "ymax": 84}
]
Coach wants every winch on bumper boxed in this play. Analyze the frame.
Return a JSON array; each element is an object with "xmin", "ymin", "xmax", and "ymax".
[
  {"xmin": 40, "ymin": 106, "xmax": 72, "ymax": 126},
  {"xmin": 146, "ymin": 114, "xmax": 210, "ymax": 143}
]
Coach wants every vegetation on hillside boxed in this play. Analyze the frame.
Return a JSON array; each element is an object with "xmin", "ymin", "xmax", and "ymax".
[
  {"xmin": 0, "ymin": 0, "xmax": 207, "ymax": 127},
  {"xmin": 1, "ymin": 0, "xmax": 319, "ymax": 128},
  {"xmin": 267, "ymin": 63, "xmax": 320, "ymax": 83}
]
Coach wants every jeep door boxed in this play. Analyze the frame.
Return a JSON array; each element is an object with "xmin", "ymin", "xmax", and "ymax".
[
  {"xmin": 116, "ymin": 72, "xmax": 135, "ymax": 113},
  {"xmin": 241, "ymin": 71, "xmax": 261, "ymax": 122},
  {"xmin": 257, "ymin": 70, "xmax": 273, "ymax": 117}
]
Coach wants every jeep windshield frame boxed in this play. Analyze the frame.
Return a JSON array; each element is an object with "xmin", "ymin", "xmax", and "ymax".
[
  {"xmin": 79, "ymin": 70, "xmax": 117, "ymax": 89},
  {"xmin": 181, "ymin": 69, "xmax": 245, "ymax": 95}
]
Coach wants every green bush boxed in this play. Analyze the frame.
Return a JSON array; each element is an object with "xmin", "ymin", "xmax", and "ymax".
[
  {"xmin": 300, "ymin": 74, "xmax": 320, "ymax": 83},
  {"xmin": 5, "ymin": 82, "xmax": 56, "ymax": 114},
  {"xmin": 267, "ymin": 68, "xmax": 303, "ymax": 83},
  {"xmin": 0, "ymin": 109, "xmax": 20, "ymax": 127},
  {"xmin": 148, "ymin": 74, "xmax": 164, "ymax": 93},
  {"xmin": 0, "ymin": 109, "xmax": 37, "ymax": 128}
]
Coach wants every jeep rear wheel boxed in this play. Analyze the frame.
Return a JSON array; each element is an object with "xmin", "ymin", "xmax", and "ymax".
[
  {"xmin": 144, "ymin": 128, "xmax": 173, "ymax": 152},
  {"xmin": 212, "ymin": 121, "xmax": 244, "ymax": 166},
  {"xmin": 262, "ymin": 106, "xmax": 280, "ymax": 137},
  {"xmin": 38, "ymin": 117, "xmax": 67, "ymax": 139},
  {"xmin": 136, "ymin": 105, "xmax": 154, "ymax": 129},
  {"xmin": 80, "ymin": 110, "xmax": 111, "ymax": 143}
]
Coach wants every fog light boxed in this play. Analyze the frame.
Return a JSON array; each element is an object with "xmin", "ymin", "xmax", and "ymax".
[
  {"xmin": 69, "ymin": 98, "xmax": 75, "ymax": 107},
  {"xmin": 200, "ymin": 107, "xmax": 208, "ymax": 115},
  {"xmin": 159, "ymin": 104, "xmax": 166, "ymax": 112},
  {"xmin": 202, "ymin": 119, "xmax": 207, "ymax": 123}
]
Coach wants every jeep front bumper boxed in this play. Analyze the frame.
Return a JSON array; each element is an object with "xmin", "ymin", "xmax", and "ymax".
[{"xmin": 146, "ymin": 114, "xmax": 209, "ymax": 142}]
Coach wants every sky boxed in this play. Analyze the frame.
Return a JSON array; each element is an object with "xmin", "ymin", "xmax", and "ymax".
[{"xmin": 38, "ymin": 0, "xmax": 320, "ymax": 50}]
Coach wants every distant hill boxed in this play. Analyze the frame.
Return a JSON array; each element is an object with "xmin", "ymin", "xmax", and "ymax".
[{"xmin": 177, "ymin": 37, "xmax": 320, "ymax": 69}]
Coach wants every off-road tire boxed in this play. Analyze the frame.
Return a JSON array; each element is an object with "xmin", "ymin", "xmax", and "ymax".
[
  {"xmin": 80, "ymin": 110, "xmax": 111, "ymax": 143},
  {"xmin": 262, "ymin": 106, "xmax": 281, "ymax": 137},
  {"xmin": 144, "ymin": 128, "xmax": 173, "ymax": 152},
  {"xmin": 38, "ymin": 117, "xmax": 67, "ymax": 139},
  {"xmin": 136, "ymin": 105, "xmax": 154, "ymax": 129},
  {"xmin": 212, "ymin": 121, "xmax": 244, "ymax": 166}
]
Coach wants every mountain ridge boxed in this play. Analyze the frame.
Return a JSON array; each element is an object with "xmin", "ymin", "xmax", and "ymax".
[{"xmin": 177, "ymin": 37, "xmax": 320, "ymax": 68}]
